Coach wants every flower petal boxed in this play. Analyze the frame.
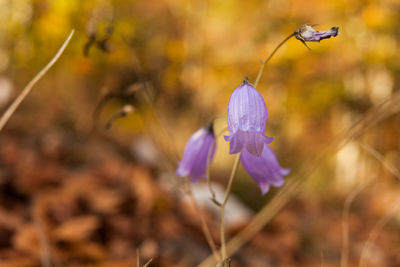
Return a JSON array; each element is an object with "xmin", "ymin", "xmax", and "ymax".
[
  {"xmin": 225, "ymin": 130, "xmax": 274, "ymax": 156},
  {"xmin": 176, "ymin": 127, "xmax": 216, "ymax": 182},
  {"xmin": 240, "ymin": 144, "xmax": 289, "ymax": 195},
  {"xmin": 224, "ymin": 134, "xmax": 243, "ymax": 155},
  {"xmin": 227, "ymin": 80, "xmax": 268, "ymax": 135}
]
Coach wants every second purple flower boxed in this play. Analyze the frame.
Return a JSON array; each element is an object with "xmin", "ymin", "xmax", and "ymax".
[{"xmin": 176, "ymin": 123, "xmax": 216, "ymax": 183}]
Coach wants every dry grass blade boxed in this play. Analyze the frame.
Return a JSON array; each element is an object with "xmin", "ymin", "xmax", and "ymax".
[
  {"xmin": 186, "ymin": 182, "xmax": 221, "ymax": 262},
  {"xmin": 359, "ymin": 199, "xmax": 400, "ymax": 267},
  {"xmin": 136, "ymin": 248, "xmax": 153, "ymax": 267},
  {"xmin": 0, "ymin": 30, "xmax": 75, "ymax": 132},
  {"xmin": 137, "ymin": 249, "xmax": 140, "ymax": 267},
  {"xmin": 142, "ymin": 258, "xmax": 153, "ymax": 267},
  {"xmin": 198, "ymin": 91, "xmax": 400, "ymax": 267},
  {"xmin": 220, "ymin": 153, "xmax": 241, "ymax": 261},
  {"xmin": 361, "ymin": 144, "xmax": 400, "ymax": 180},
  {"xmin": 341, "ymin": 175, "xmax": 373, "ymax": 267},
  {"xmin": 206, "ymin": 127, "xmax": 228, "ymax": 206}
]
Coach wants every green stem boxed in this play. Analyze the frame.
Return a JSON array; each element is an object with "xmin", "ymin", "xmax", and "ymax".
[
  {"xmin": 220, "ymin": 153, "xmax": 241, "ymax": 261},
  {"xmin": 218, "ymin": 31, "xmax": 295, "ymax": 264},
  {"xmin": 254, "ymin": 33, "xmax": 295, "ymax": 88},
  {"xmin": 206, "ymin": 127, "xmax": 228, "ymax": 206}
]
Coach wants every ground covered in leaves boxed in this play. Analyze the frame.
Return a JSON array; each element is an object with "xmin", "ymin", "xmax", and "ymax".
[{"xmin": 1, "ymin": 126, "xmax": 400, "ymax": 267}]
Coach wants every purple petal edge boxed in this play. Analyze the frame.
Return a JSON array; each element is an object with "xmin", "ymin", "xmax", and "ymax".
[
  {"xmin": 240, "ymin": 144, "xmax": 290, "ymax": 195},
  {"xmin": 224, "ymin": 131, "xmax": 274, "ymax": 156}
]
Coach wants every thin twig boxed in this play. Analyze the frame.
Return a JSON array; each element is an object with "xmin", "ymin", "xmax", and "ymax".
[
  {"xmin": 220, "ymin": 153, "xmax": 241, "ymax": 261},
  {"xmin": 254, "ymin": 33, "xmax": 295, "ymax": 88},
  {"xmin": 142, "ymin": 258, "xmax": 153, "ymax": 267},
  {"xmin": 186, "ymin": 182, "xmax": 221, "ymax": 262},
  {"xmin": 0, "ymin": 30, "xmax": 74, "ymax": 131},
  {"xmin": 206, "ymin": 127, "xmax": 228, "ymax": 206},
  {"xmin": 136, "ymin": 249, "xmax": 140, "ymax": 267},
  {"xmin": 359, "ymin": 199, "xmax": 400, "ymax": 267},
  {"xmin": 206, "ymin": 140, "xmax": 218, "ymax": 203},
  {"xmin": 105, "ymin": 104, "xmax": 135, "ymax": 129},
  {"xmin": 358, "ymin": 143, "xmax": 400, "ymax": 267}
]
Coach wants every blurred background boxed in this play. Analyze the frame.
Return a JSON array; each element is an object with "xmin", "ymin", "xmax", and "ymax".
[{"xmin": 0, "ymin": 0, "xmax": 399, "ymax": 266}]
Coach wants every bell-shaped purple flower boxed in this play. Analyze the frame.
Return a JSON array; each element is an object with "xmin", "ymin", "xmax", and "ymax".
[
  {"xmin": 241, "ymin": 144, "xmax": 290, "ymax": 195},
  {"xmin": 176, "ymin": 123, "xmax": 216, "ymax": 183},
  {"xmin": 224, "ymin": 78, "xmax": 274, "ymax": 157},
  {"xmin": 295, "ymin": 24, "xmax": 339, "ymax": 43}
]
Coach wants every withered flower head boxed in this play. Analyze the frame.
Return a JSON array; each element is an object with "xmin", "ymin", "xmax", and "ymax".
[{"xmin": 294, "ymin": 24, "xmax": 339, "ymax": 49}]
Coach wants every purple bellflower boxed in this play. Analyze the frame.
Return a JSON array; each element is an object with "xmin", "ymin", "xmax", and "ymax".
[
  {"xmin": 241, "ymin": 144, "xmax": 290, "ymax": 195},
  {"xmin": 224, "ymin": 78, "xmax": 274, "ymax": 157},
  {"xmin": 295, "ymin": 24, "xmax": 339, "ymax": 49},
  {"xmin": 176, "ymin": 123, "xmax": 216, "ymax": 183}
]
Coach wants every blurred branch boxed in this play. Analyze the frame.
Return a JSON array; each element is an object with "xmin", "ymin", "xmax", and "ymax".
[
  {"xmin": 136, "ymin": 248, "xmax": 153, "ymax": 267},
  {"xmin": 360, "ymin": 143, "xmax": 400, "ymax": 179},
  {"xmin": 84, "ymin": 3, "xmax": 114, "ymax": 56},
  {"xmin": 186, "ymin": 182, "xmax": 221, "ymax": 263},
  {"xmin": 216, "ymin": 258, "xmax": 231, "ymax": 267},
  {"xmin": 220, "ymin": 153, "xmax": 240, "ymax": 261},
  {"xmin": 0, "ymin": 30, "xmax": 75, "ymax": 132},
  {"xmin": 84, "ymin": 22, "xmax": 114, "ymax": 56},
  {"xmin": 206, "ymin": 127, "xmax": 228, "ymax": 207},
  {"xmin": 105, "ymin": 104, "xmax": 135, "ymax": 129},
  {"xmin": 198, "ymin": 91, "xmax": 400, "ymax": 267},
  {"xmin": 142, "ymin": 259, "xmax": 153, "ymax": 267}
]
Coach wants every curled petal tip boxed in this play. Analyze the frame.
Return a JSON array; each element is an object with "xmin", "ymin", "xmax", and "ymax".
[
  {"xmin": 265, "ymin": 136, "xmax": 274, "ymax": 144},
  {"xmin": 260, "ymin": 184, "xmax": 270, "ymax": 195},
  {"xmin": 281, "ymin": 168, "xmax": 291, "ymax": 176}
]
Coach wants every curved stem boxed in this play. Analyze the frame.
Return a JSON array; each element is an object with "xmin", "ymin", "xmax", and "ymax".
[
  {"xmin": 186, "ymin": 182, "xmax": 221, "ymax": 263},
  {"xmin": 220, "ymin": 153, "xmax": 241, "ymax": 261},
  {"xmin": 254, "ymin": 33, "xmax": 295, "ymax": 88},
  {"xmin": 206, "ymin": 127, "xmax": 229, "ymax": 206}
]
